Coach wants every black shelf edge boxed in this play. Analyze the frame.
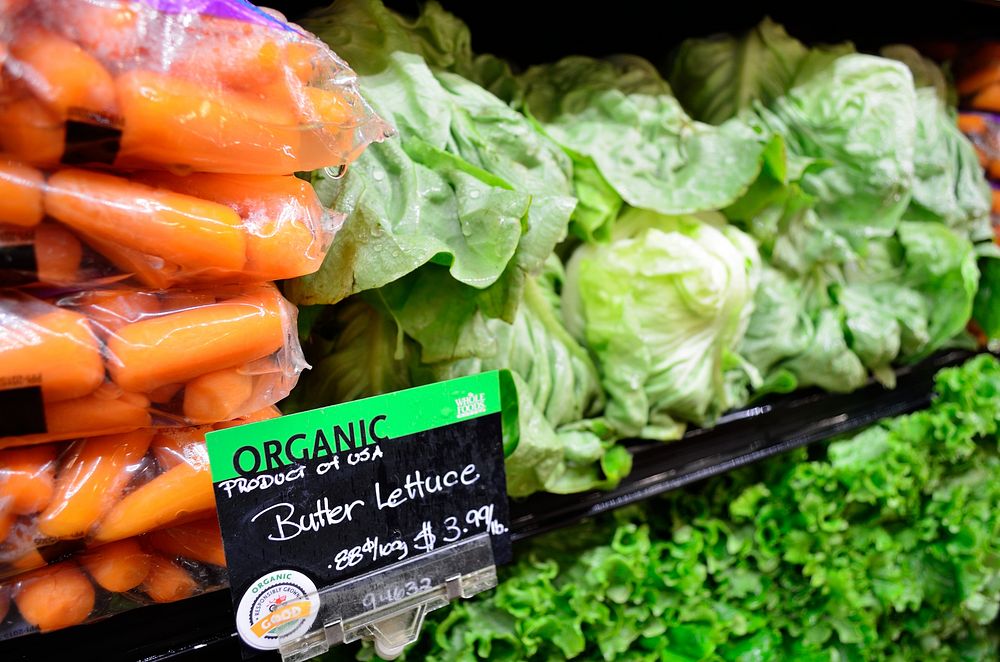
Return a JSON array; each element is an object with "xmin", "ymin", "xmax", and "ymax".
[
  {"xmin": 0, "ymin": 350, "xmax": 979, "ymax": 662},
  {"xmin": 508, "ymin": 349, "xmax": 977, "ymax": 542}
]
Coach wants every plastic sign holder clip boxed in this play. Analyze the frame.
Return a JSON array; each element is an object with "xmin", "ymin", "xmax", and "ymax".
[{"xmin": 278, "ymin": 534, "xmax": 497, "ymax": 661}]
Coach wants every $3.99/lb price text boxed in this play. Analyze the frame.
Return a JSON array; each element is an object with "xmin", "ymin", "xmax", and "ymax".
[{"xmin": 330, "ymin": 504, "xmax": 508, "ymax": 573}]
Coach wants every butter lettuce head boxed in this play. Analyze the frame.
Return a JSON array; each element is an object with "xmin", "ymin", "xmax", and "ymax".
[
  {"xmin": 291, "ymin": 0, "xmax": 576, "ymax": 356},
  {"xmin": 563, "ymin": 209, "xmax": 760, "ymax": 439}
]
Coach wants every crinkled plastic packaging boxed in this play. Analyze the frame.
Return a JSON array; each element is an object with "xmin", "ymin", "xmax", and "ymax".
[
  {"xmin": 0, "ymin": 517, "xmax": 229, "ymax": 638},
  {"xmin": 0, "ymin": 159, "xmax": 341, "ymax": 287},
  {"xmin": 0, "ymin": 283, "xmax": 304, "ymax": 447},
  {"xmin": 0, "ymin": 410, "xmax": 276, "ymax": 586},
  {"xmin": 0, "ymin": 0, "xmax": 391, "ymax": 175}
]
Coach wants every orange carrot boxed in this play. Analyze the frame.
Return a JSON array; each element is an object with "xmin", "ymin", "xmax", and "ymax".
[
  {"xmin": 147, "ymin": 518, "xmax": 226, "ymax": 567},
  {"xmin": 106, "ymin": 285, "xmax": 287, "ymax": 393},
  {"xmin": 0, "ymin": 389, "xmax": 151, "ymax": 448},
  {"xmin": 971, "ymin": 82, "xmax": 1000, "ymax": 112},
  {"xmin": 151, "ymin": 427, "xmax": 210, "ymax": 470},
  {"xmin": 0, "ymin": 161, "xmax": 44, "ymax": 227},
  {"xmin": 0, "ymin": 96, "xmax": 65, "ymax": 165},
  {"xmin": 45, "ymin": 169, "xmax": 247, "ymax": 275},
  {"xmin": 5, "ymin": 547, "xmax": 45, "ymax": 577},
  {"xmin": 0, "ymin": 446, "xmax": 56, "ymax": 515},
  {"xmin": 133, "ymin": 171, "xmax": 328, "ymax": 280},
  {"xmin": 0, "ymin": 296, "xmax": 105, "ymax": 402},
  {"xmin": 149, "ymin": 383, "xmax": 183, "ymax": 404},
  {"xmin": 37, "ymin": 429, "xmax": 153, "ymax": 539},
  {"xmin": 183, "ymin": 367, "xmax": 254, "ymax": 423},
  {"xmin": 9, "ymin": 27, "xmax": 118, "ymax": 120},
  {"xmin": 958, "ymin": 63, "xmax": 1000, "ymax": 96},
  {"xmin": 0, "ymin": 504, "xmax": 15, "ymax": 541},
  {"xmin": 14, "ymin": 563, "xmax": 95, "ymax": 631},
  {"xmin": 74, "ymin": 288, "xmax": 162, "ymax": 337},
  {"xmin": 992, "ymin": 188, "xmax": 1000, "ymax": 215},
  {"xmin": 212, "ymin": 405, "xmax": 282, "ymax": 430},
  {"xmin": 141, "ymin": 555, "xmax": 197, "ymax": 603},
  {"xmin": 957, "ymin": 113, "xmax": 987, "ymax": 135},
  {"xmin": 114, "ymin": 70, "xmax": 302, "ymax": 175},
  {"xmin": 92, "ymin": 461, "xmax": 214, "ymax": 544},
  {"xmin": 80, "ymin": 539, "xmax": 151, "ymax": 592},
  {"xmin": 34, "ymin": 223, "xmax": 83, "ymax": 284},
  {"xmin": 81, "ymin": 234, "xmax": 180, "ymax": 290}
]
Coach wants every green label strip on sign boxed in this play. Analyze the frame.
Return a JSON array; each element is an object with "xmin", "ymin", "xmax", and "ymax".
[{"xmin": 206, "ymin": 371, "xmax": 502, "ymax": 482}]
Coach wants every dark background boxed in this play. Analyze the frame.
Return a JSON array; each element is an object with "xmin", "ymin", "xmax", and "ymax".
[{"xmin": 274, "ymin": 0, "xmax": 1000, "ymax": 66}]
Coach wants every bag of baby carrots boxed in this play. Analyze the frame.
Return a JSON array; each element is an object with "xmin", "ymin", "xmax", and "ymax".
[
  {"xmin": 0, "ymin": 0, "xmax": 391, "ymax": 175},
  {"xmin": 0, "ymin": 283, "xmax": 304, "ymax": 447},
  {"xmin": 0, "ymin": 409, "xmax": 276, "ymax": 582},
  {"xmin": 0, "ymin": 159, "xmax": 341, "ymax": 287},
  {"xmin": 0, "ymin": 516, "xmax": 229, "ymax": 639}
]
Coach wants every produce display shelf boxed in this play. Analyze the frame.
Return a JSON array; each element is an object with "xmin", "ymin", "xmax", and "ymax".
[{"xmin": 1, "ymin": 349, "xmax": 976, "ymax": 662}]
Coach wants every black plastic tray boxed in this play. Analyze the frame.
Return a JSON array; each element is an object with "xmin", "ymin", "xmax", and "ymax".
[{"xmin": 0, "ymin": 350, "xmax": 977, "ymax": 662}]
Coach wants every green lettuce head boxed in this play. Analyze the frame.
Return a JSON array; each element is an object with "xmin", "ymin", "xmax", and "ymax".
[{"xmin": 563, "ymin": 209, "xmax": 760, "ymax": 440}]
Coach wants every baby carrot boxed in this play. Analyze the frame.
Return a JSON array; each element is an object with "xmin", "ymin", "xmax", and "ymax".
[
  {"xmin": 37, "ymin": 429, "xmax": 153, "ymax": 539},
  {"xmin": 141, "ymin": 555, "xmax": 197, "ymax": 603},
  {"xmin": 971, "ymin": 82, "xmax": 1000, "ymax": 113},
  {"xmin": 148, "ymin": 383, "xmax": 183, "ymax": 405},
  {"xmin": 0, "ymin": 296, "xmax": 105, "ymax": 402},
  {"xmin": 92, "ymin": 461, "xmax": 214, "ymax": 544},
  {"xmin": 107, "ymin": 285, "xmax": 287, "ymax": 393},
  {"xmin": 0, "ymin": 389, "xmax": 152, "ymax": 448},
  {"xmin": 0, "ymin": 96, "xmax": 65, "ymax": 165},
  {"xmin": 74, "ymin": 288, "xmax": 162, "ymax": 337},
  {"xmin": 80, "ymin": 235, "xmax": 179, "ymax": 290},
  {"xmin": 133, "ymin": 171, "xmax": 329, "ymax": 280},
  {"xmin": 80, "ymin": 539, "xmax": 151, "ymax": 592},
  {"xmin": 114, "ymin": 70, "xmax": 302, "ymax": 175},
  {"xmin": 9, "ymin": 27, "xmax": 118, "ymax": 120},
  {"xmin": 957, "ymin": 113, "xmax": 987, "ymax": 135},
  {"xmin": 5, "ymin": 547, "xmax": 45, "ymax": 577},
  {"xmin": 34, "ymin": 223, "xmax": 83, "ymax": 284},
  {"xmin": 0, "ymin": 504, "xmax": 15, "ymax": 541},
  {"xmin": 0, "ymin": 161, "xmax": 44, "ymax": 227},
  {"xmin": 14, "ymin": 563, "xmax": 95, "ymax": 632},
  {"xmin": 213, "ymin": 405, "xmax": 282, "ymax": 430},
  {"xmin": 45, "ymin": 169, "xmax": 247, "ymax": 275},
  {"xmin": 147, "ymin": 518, "xmax": 226, "ymax": 567},
  {"xmin": 183, "ymin": 367, "xmax": 254, "ymax": 423},
  {"xmin": 0, "ymin": 446, "xmax": 56, "ymax": 515},
  {"xmin": 151, "ymin": 427, "xmax": 210, "ymax": 470}
]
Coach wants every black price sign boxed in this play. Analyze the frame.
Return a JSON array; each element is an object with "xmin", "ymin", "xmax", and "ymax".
[{"xmin": 206, "ymin": 372, "xmax": 510, "ymax": 654}]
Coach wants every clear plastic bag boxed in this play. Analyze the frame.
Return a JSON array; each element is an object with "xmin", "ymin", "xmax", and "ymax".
[
  {"xmin": 0, "ymin": 517, "xmax": 229, "ymax": 638},
  {"xmin": 0, "ymin": 159, "xmax": 341, "ymax": 287},
  {"xmin": 0, "ymin": 283, "xmax": 303, "ymax": 447},
  {"xmin": 0, "ymin": 0, "xmax": 391, "ymax": 175},
  {"xmin": 0, "ymin": 409, "xmax": 276, "ymax": 582}
]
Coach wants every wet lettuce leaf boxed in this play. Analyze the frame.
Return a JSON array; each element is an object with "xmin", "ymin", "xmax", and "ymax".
[{"xmin": 562, "ymin": 209, "xmax": 760, "ymax": 439}]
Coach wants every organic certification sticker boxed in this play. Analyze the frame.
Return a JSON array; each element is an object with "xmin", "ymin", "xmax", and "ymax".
[{"xmin": 236, "ymin": 569, "xmax": 321, "ymax": 651}]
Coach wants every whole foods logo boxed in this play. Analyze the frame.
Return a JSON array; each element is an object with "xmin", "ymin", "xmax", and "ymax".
[
  {"xmin": 456, "ymin": 392, "xmax": 487, "ymax": 419},
  {"xmin": 236, "ymin": 570, "xmax": 320, "ymax": 650}
]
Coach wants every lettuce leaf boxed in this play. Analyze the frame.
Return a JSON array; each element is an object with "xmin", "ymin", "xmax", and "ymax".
[
  {"xmin": 364, "ymin": 354, "xmax": 1000, "ymax": 662},
  {"xmin": 562, "ymin": 209, "xmax": 760, "ymax": 439},
  {"xmin": 290, "ymin": 0, "xmax": 576, "ymax": 347},
  {"xmin": 515, "ymin": 56, "xmax": 767, "ymax": 240}
]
